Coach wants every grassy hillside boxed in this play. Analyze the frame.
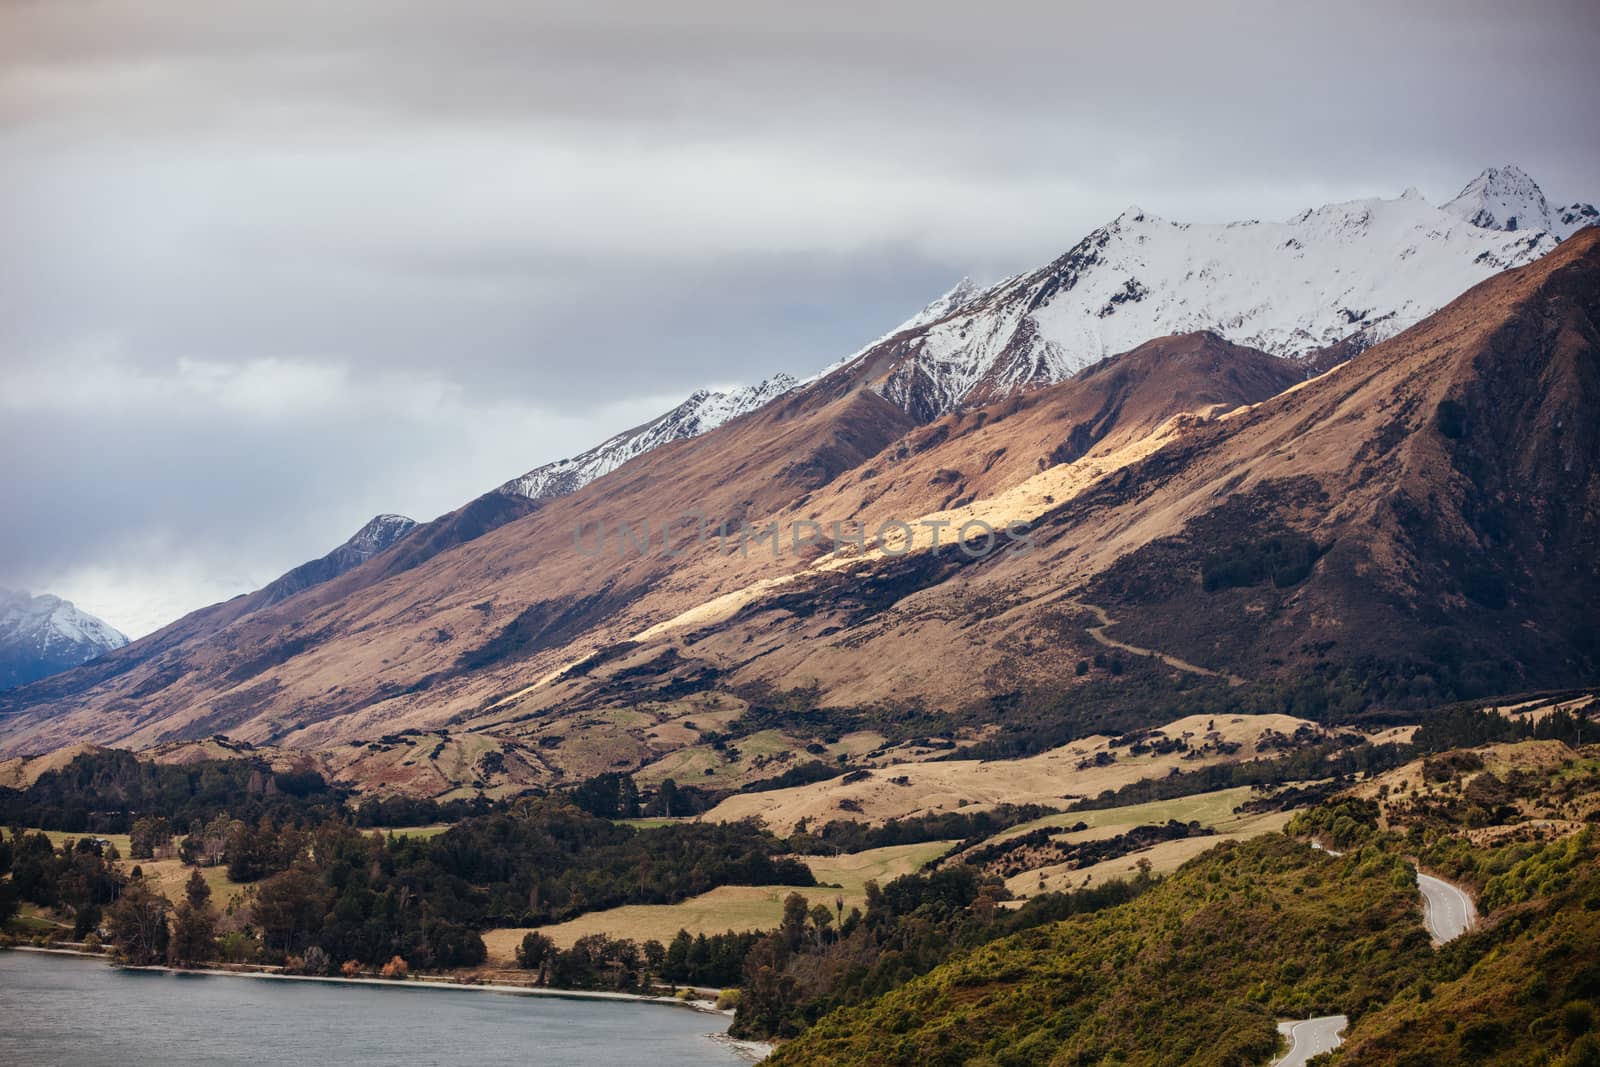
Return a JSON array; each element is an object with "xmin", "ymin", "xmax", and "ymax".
[
  {"xmin": 770, "ymin": 835, "xmax": 1428, "ymax": 1066},
  {"xmin": 1336, "ymin": 830, "xmax": 1600, "ymax": 1066},
  {"xmin": 769, "ymin": 742, "xmax": 1600, "ymax": 1066}
]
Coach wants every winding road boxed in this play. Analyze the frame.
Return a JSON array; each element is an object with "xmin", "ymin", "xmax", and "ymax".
[
  {"xmin": 1273, "ymin": 1016, "xmax": 1348, "ymax": 1067},
  {"xmin": 1311, "ymin": 843, "xmax": 1477, "ymax": 945},
  {"xmin": 1417, "ymin": 871, "xmax": 1478, "ymax": 944},
  {"xmin": 1270, "ymin": 849, "xmax": 1477, "ymax": 1063}
]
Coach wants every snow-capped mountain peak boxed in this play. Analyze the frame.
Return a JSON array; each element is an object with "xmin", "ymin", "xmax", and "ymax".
[
  {"xmin": 832, "ymin": 176, "xmax": 1574, "ymax": 421},
  {"xmin": 0, "ymin": 588, "xmax": 128, "ymax": 690},
  {"xmin": 251, "ymin": 513, "xmax": 418, "ymax": 610},
  {"xmin": 902, "ymin": 276, "xmax": 983, "ymax": 332},
  {"xmin": 1443, "ymin": 164, "xmax": 1597, "ymax": 240},
  {"xmin": 1444, "ymin": 164, "xmax": 1552, "ymax": 233}
]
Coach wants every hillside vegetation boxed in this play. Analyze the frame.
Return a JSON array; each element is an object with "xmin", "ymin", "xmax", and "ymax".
[
  {"xmin": 769, "ymin": 835, "xmax": 1427, "ymax": 1066},
  {"xmin": 769, "ymin": 741, "xmax": 1600, "ymax": 1066}
]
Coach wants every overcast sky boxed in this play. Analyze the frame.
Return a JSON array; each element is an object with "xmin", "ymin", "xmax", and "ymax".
[{"xmin": 2, "ymin": 0, "xmax": 1597, "ymax": 637}]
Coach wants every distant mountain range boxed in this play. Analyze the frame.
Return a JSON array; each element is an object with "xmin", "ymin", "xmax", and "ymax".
[
  {"xmin": 1, "ymin": 165, "xmax": 1594, "ymax": 787},
  {"xmin": 0, "ymin": 589, "xmax": 127, "ymax": 690}
]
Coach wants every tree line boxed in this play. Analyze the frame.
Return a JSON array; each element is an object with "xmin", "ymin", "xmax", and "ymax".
[{"xmin": 2, "ymin": 798, "xmax": 812, "ymax": 975}]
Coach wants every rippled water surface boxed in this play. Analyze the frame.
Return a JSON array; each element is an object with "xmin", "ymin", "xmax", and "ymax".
[{"xmin": 0, "ymin": 950, "xmax": 746, "ymax": 1066}]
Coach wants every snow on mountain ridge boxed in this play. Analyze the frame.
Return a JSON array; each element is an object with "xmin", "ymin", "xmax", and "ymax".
[
  {"xmin": 1443, "ymin": 163, "xmax": 1551, "ymax": 232},
  {"xmin": 904, "ymin": 276, "xmax": 983, "ymax": 331},
  {"xmin": 500, "ymin": 165, "xmax": 1593, "ymax": 501},
  {"xmin": 0, "ymin": 588, "xmax": 128, "ymax": 689},
  {"xmin": 500, "ymin": 264, "xmax": 1020, "ymax": 503},
  {"xmin": 346, "ymin": 514, "xmax": 417, "ymax": 556},
  {"xmin": 849, "ymin": 175, "xmax": 1579, "ymax": 418},
  {"xmin": 1556, "ymin": 203, "xmax": 1600, "ymax": 236},
  {"xmin": 500, "ymin": 373, "xmax": 801, "ymax": 500}
]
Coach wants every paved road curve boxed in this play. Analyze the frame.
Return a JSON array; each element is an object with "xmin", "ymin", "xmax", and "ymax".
[
  {"xmin": 1273, "ymin": 1015, "xmax": 1348, "ymax": 1067},
  {"xmin": 1314, "ymin": 843, "xmax": 1477, "ymax": 946},
  {"xmin": 1417, "ymin": 871, "xmax": 1477, "ymax": 944}
]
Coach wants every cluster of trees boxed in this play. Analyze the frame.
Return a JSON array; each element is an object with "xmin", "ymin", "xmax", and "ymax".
[
  {"xmin": 566, "ymin": 772, "xmax": 724, "ymax": 819},
  {"xmin": 237, "ymin": 825, "xmax": 488, "ymax": 969},
  {"xmin": 511, "ymin": 926, "xmax": 766, "ymax": 992},
  {"xmin": 0, "ymin": 749, "xmax": 533, "ymax": 839},
  {"xmin": 730, "ymin": 865, "xmax": 1152, "ymax": 1040},
  {"xmin": 662, "ymin": 928, "xmax": 766, "ymax": 987},
  {"xmin": 1071, "ymin": 738, "xmax": 1413, "ymax": 812},
  {"xmin": 1412, "ymin": 702, "xmax": 1593, "ymax": 752},
  {"xmin": 0, "ymin": 749, "xmax": 347, "ymax": 835},
  {"xmin": 2, "ymin": 829, "xmax": 122, "ymax": 938},
  {"xmin": 129, "ymin": 817, "xmax": 176, "ymax": 859},
  {"xmin": 568, "ymin": 772, "xmax": 643, "ymax": 819},
  {"xmin": 350, "ymin": 792, "xmax": 498, "ymax": 828},
  {"xmin": 786, "ymin": 803, "xmax": 1060, "ymax": 856},
  {"xmin": 1200, "ymin": 533, "xmax": 1324, "ymax": 592},
  {"xmin": 512, "ymin": 931, "xmax": 651, "ymax": 991},
  {"xmin": 407, "ymin": 803, "xmax": 813, "ymax": 928},
  {"xmin": 5, "ymin": 798, "xmax": 812, "ymax": 979}
]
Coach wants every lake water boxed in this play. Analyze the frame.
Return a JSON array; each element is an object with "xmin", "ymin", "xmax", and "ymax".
[{"xmin": 0, "ymin": 951, "xmax": 750, "ymax": 1066}]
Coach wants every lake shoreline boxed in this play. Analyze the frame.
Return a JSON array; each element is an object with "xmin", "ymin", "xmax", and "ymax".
[{"xmin": 6, "ymin": 945, "xmax": 774, "ymax": 1061}]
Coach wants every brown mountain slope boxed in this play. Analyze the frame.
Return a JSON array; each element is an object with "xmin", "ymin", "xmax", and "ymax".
[
  {"xmin": 7, "ymin": 230, "xmax": 1594, "ymax": 766},
  {"xmin": 0, "ymin": 494, "xmax": 538, "ymax": 716},
  {"xmin": 0, "ymin": 332, "xmax": 1295, "ymax": 759},
  {"xmin": 499, "ymin": 228, "xmax": 1600, "ymax": 723},
  {"xmin": 0, "ymin": 385, "xmax": 915, "ymax": 754},
  {"xmin": 785, "ymin": 331, "xmax": 1301, "ymax": 538},
  {"xmin": 1070, "ymin": 225, "xmax": 1600, "ymax": 693}
]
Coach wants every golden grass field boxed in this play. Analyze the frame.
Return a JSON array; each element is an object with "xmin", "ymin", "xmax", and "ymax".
[
  {"xmin": 1003, "ymin": 809, "xmax": 1295, "ymax": 897},
  {"xmin": 980, "ymin": 784, "xmax": 1272, "ymax": 847},
  {"xmin": 703, "ymin": 713, "xmax": 1325, "ymax": 834},
  {"xmin": 0, "ymin": 744, "xmax": 102, "ymax": 790},
  {"xmin": 482, "ymin": 838, "xmax": 955, "ymax": 959},
  {"xmin": 134, "ymin": 857, "xmax": 249, "ymax": 909}
]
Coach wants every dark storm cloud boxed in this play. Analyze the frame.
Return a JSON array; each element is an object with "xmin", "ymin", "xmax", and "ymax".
[{"xmin": 2, "ymin": 0, "xmax": 1597, "ymax": 633}]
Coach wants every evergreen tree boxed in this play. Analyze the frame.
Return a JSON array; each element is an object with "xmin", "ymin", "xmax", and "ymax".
[
  {"xmin": 106, "ymin": 880, "xmax": 171, "ymax": 966},
  {"xmin": 169, "ymin": 869, "xmax": 218, "ymax": 967}
]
